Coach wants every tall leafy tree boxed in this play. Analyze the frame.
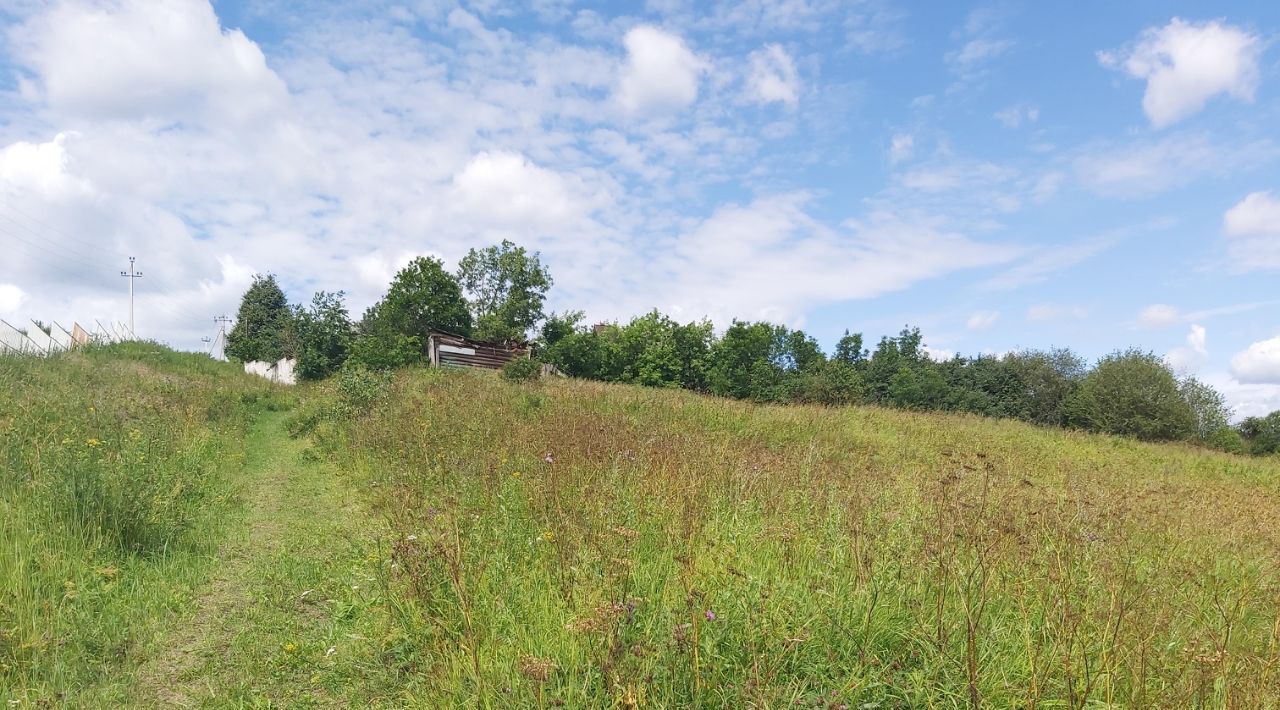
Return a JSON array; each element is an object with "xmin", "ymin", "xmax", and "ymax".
[
  {"xmin": 1066, "ymin": 349, "xmax": 1195, "ymax": 441},
  {"xmin": 351, "ymin": 257, "xmax": 471, "ymax": 368},
  {"xmin": 294, "ymin": 291, "xmax": 353, "ymax": 380},
  {"xmin": 834, "ymin": 330, "xmax": 867, "ymax": 365},
  {"xmin": 457, "ymin": 240, "xmax": 553, "ymax": 343},
  {"xmin": 226, "ymin": 274, "xmax": 293, "ymax": 363}
]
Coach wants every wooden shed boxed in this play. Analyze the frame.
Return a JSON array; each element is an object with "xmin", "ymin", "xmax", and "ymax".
[{"xmin": 426, "ymin": 330, "xmax": 529, "ymax": 370}]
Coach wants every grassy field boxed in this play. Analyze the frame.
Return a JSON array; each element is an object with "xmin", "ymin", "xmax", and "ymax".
[
  {"xmin": 4, "ymin": 351, "xmax": 1280, "ymax": 707},
  {"xmin": 0, "ymin": 344, "xmax": 284, "ymax": 703},
  {"xmin": 301, "ymin": 367, "xmax": 1280, "ymax": 708}
]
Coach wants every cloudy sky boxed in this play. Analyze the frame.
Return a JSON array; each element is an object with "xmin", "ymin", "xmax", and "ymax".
[{"xmin": 1, "ymin": 0, "xmax": 1278, "ymax": 416}]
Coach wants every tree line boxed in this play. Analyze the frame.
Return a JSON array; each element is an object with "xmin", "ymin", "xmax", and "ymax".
[{"xmin": 224, "ymin": 239, "xmax": 1280, "ymax": 457}]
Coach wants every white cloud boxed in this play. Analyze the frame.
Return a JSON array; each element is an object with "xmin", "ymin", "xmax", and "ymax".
[
  {"xmin": 1138, "ymin": 303, "xmax": 1181, "ymax": 328},
  {"xmin": 1222, "ymin": 191, "xmax": 1280, "ymax": 270},
  {"xmin": 647, "ymin": 194, "xmax": 1019, "ymax": 326},
  {"xmin": 1165, "ymin": 323, "xmax": 1207, "ymax": 373},
  {"xmin": 1027, "ymin": 304, "xmax": 1087, "ymax": 321},
  {"xmin": 746, "ymin": 44, "xmax": 799, "ymax": 107},
  {"xmin": 966, "ymin": 310, "xmax": 998, "ymax": 331},
  {"xmin": 982, "ymin": 237, "xmax": 1116, "ymax": 291},
  {"xmin": 0, "ymin": 284, "xmax": 27, "ymax": 314},
  {"xmin": 11, "ymin": 0, "xmax": 288, "ymax": 125},
  {"xmin": 0, "ymin": 132, "xmax": 94, "ymax": 198},
  {"xmin": 923, "ymin": 345, "xmax": 955, "ymax": 363},
  {"xmin": 994, "ymin": 104, "xmax": 1039, "ymax": 128},
  {"xmin": 1073, "ymin": 133, "xmax": 1275, "ymax": 198},
  {"xmin": 450, "ymin": 151, "xmax": 609, "ymax": 229},
  {"xmin": 888, "ymin": 132, "xmax": 914, "ymax": 164},
  {"xmin": 1202, "ymin": 372, "xmax": 1280, "ymax": 421},
  {"xmin": 1231, "ymin": 335, "xmax": 1280, "ymax": 384},
  {"xmin": 615, "ymin": 25, "xmax": 708, "ymax": 114},
  {"xmin": 948, "ymin": 38, "xmax": 1013, "ymax": 71},
  {"xmin": 1099, "ymin": 18, "xmax": 1261, "ymax": 129}
]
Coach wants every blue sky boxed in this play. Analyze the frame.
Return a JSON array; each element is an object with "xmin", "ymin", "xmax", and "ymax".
[{"xmin": 1, "ymin": 0, "xmax": 1279, "ymax": 415}]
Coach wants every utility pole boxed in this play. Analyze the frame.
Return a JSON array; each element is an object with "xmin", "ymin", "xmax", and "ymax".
[
  {"xmin": 201, "ymin": 335, "xmax": 212, "ymax": 355},
  {"xmin": 212, "ymin": 315, "xmax": 232, "ymax": 361},
  {"xmin": 120, "ymin": 257, "xmax": 142, "ymax": 337}
]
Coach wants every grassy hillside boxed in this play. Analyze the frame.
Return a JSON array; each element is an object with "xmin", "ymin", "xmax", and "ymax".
[
  {"xmin": 299, "ymin": 367, "xmax": 1280, "ymax": 708},
  {"xmin": 4, "ymin": 353, "xmax": 1279, "ymax": 707},
  {"xmin": 0, "ymin": 344, "xmax": 284, "ymax": 704}
]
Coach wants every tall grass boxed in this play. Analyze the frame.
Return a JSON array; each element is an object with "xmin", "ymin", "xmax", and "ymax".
[
  {"xmin": 307, "ymin": 368, "xmax": 1280, "ymax": 707},
  {"xmin": 0, "ymin": 343, "xmax": 282, "ymax": 703}
]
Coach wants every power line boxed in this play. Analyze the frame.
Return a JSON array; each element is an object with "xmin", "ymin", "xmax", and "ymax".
[{"xmin": 121, "ymin": 257, "xmax": 142, "ymax": 336}]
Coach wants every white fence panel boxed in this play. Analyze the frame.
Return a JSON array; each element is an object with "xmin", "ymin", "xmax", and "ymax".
[
  {"xmin": 0, "ymin": 319, "xmax": 38, "ymax": 355},
  {"xmin": 71, "ymin": 322, "xmax": 92, "ymax": 347},
  {"xmin": 50, "ymin": 323, "xmax": 74, "ymax": 350},
  {"xmin": 26, "ymin": 321, "xmax": 56, "ymax": 354},
  {"xmin": 95, "ymin": 320, "xmax": 116, "ymax": 344}
]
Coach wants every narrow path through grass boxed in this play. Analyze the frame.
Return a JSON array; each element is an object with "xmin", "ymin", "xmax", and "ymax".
[{"xmin": 133, "ymin": 410, "xmax": 394, "ymax": 707}]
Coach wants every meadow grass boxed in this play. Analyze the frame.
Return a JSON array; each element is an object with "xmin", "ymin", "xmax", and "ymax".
[
  {"xmin": 302, "ymin": 367, "xmax": 1280, "ymax": 708},
  {"xmin": 0, "ymin": 343, "xmax": 282, "ymax": 704}
]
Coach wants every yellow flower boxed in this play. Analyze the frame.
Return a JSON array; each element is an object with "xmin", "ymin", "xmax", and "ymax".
[
  {"xmin": 283, "ymin": 642, "xmax": 298, "ymax": 653},
  {"xmin": 85, "ymin": 438, "xmax": 102, "ymax": 447},
  {"xmin": 543, "ymin": 531, "xmax": 555, "ymax": 542},
  {"xmin": 511, "ymin": 471, "xmax": 522, "ymax": 479}
]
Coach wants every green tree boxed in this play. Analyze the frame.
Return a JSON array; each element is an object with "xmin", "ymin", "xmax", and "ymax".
[
  {"xmin": 707, "ymin": 321, "xmax": 786, "ymax": 401},
  {"xmin": 834, "ymin": 330, "xmax": 867, "ymax": 365},
  {"xmin": 1067, "ymin": 349, "xmax": 1195, "ymax": 441},
  {"xmin": 350, "ymin": 257, "xmax": 471, "ymax": 369},
  {"xmin": 1178, "ymin": 376, "xmax": 1233, "ymax": 444},
  {"xmin": 293, "ymin": 291, "xmax": 352, "ymax": 380},
  {"xmin": 1001, "ymin": 348, "xmax": 1086, "ymax": 426},
  {"xmin": 457, "ymin": 240, "xmax": 553, "ymax": 343},
  {"xmin": 226, "ymin": 274, "xmax": 293, "ymax": 363},
  {"xmin": 1239, "ymin": 411, "xmax": 1280, "ymax": 455}
]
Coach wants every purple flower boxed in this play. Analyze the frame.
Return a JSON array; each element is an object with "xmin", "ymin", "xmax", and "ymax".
[{"xmin": 704, "ymin": 610, "xmax": 716, "ymax": 621}]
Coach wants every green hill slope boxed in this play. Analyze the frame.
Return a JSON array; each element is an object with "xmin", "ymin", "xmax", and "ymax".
[
  {"xmin": 297, "ymin": 367, "xmax": 1280, "ymax": 708},
  {"xmin": 4, "ymin": 354, "xmax": 1279, "ymax": 707}
]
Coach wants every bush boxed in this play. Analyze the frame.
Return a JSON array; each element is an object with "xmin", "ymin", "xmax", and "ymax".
[
  {"xmin": 501, "ymin": 357, "xmax": 542, "ymax": 383},
  {"xmin": 335, "ymin": 364, "xmax": 393, "ymax": 414}
]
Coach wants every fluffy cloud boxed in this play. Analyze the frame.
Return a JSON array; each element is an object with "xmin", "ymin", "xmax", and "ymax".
[
  {"xmin": 11, "ymin": 0, "xmax": 288, "ymax": 124},
  {"xmin": 966, "ymin": 311, "xmax": 998, "ymax": 331},
  {"xmin": 1222, "ymin": 191, "xmax": 1280, "ymax": 270},
  {"xmin": 450, "ymin": 151, "xmax": 609, "ymax": 229},
  {"xmin": 1138, "ymin": 303, "xmax": 1180, "ymax": 328},
  {"xmin": 0, "ymin": 284, "xmax": 27, "ymax": 314},
  {"xmin": 746, "ymin": 44, "xmax": 799, "ymax": 107},
  {"xmin": 1099, "ymin": 18, "xmax": 1261, "ymax": 129},
  {"xmin": 615, "ymin": 25, "xmax": 708, "ymax": 114},
  {"xmin": 1231, "ymin": 335, "xmax": 1280, "ymax": 384},
  {"xmin": 1165, "ymin": 323, "xmax": 1207, "ymax": 373}
]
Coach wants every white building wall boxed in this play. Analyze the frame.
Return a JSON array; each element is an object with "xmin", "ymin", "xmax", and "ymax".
[{"xmin": 244, "ymin": 357, "xmax": 298, "ymax": 385}]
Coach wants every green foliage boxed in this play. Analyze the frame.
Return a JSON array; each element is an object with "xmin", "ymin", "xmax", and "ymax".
[
  {"xmin": 0, "ymin": 345, "xmax": 273, "ymax": 700},
  {"xmin": 1000, "ymin": 348, "xmax": 1085, "ymax": 426},
  {"xmin": 1179, "ymin": 375, "xmax": 1234, "ymax": 443},
  {"xmin": 1239, "ymin": 411, "xmax": 1280, "ymax": 455},
  {"xmin": 457, "ymin": 240, "xmax": 553, "ymax": 343},
  {"xmin": 1067, "ymin": 349, "xmax": 1196, "ymax": 441},
  {"xmin": 501, "ymin": 356, "xmax": 542, "ymax": 383},
  {"xmin": 334, "ymin": 364, "xmax": 394, "ymax": 416},
  {"xmin": 293, "ymin": 291, "xmax": 352, "ymax": 380},
  {"xmin": 226, "ymin": 274, "xmax": 294, "ymax": 363},
  {"xmin": 363, "ymin": 256, "xmax": 471, "ymax": 344},
  {"xmin": 833, "ymin": 329, "xmax": 867, "ymax": 365}
]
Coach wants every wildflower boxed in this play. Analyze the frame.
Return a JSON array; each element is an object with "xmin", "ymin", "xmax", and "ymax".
[
  {"xmin": 518, "ymin": 655, "xmax": 557, "ymax": 683},
  {"xmin": 85, "ymin": 438, "xmax": 102, "ymax": 447},
  {"xmin": 543, "ymin": 531, "xmax": 555, "ymax": 542},
  {"xmin": 283, "ymin": 642, "xmax": 298, "ymax": 653},
  {"xmin": 543, "ymin": 452, "xmax": 555, "ymax": 464},
  {"xmin": 704, "ymin": 610, "xmax": 716, "ymax": 621},
  {"xmin": 405, "ymin": 534, "xmax": 418, "ymax": 542},
  {"xmin": 511, "ymin": 471, "xmax": 522, "ymax": 479},
  {"xmin": 325, "ymin": 646, "xmax": 336, "ymax": 657}
]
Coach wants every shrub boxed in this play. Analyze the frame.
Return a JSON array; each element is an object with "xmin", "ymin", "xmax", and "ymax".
[{"xmin": 501, "ymin": 357, "xmax": 542, "ymax": 383}]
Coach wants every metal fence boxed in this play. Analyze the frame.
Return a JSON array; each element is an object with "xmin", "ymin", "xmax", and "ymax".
[{"xmin": 0, "ymin": 318, "xmax": 133, "ymax": 357}]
